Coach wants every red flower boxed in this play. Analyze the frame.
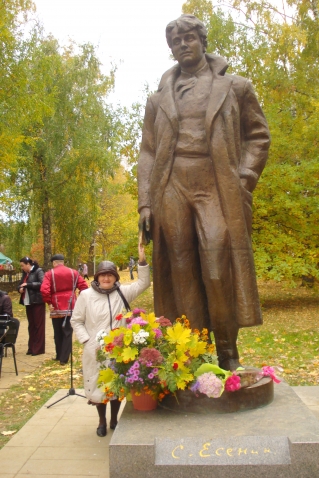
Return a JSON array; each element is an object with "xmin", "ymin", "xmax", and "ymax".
[
  {"xmin": 173, "ymin": 362, "xmax": 178, "ymax": 370},
  {"xmin": 105, "ymin": 343, "xmax": 115, "ymax": 352},
  {"xmin": 115, "ymin": 314, "xmax": 123, "ymax": 321}
]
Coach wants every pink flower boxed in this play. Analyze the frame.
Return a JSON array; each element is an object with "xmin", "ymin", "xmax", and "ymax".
[
  {"xmin": 132, "ymin": 308, "xmax": 146, "ymax": 316},
  {"xmin": 139, "ymin": 348, "xmax": 164, "ymax": 365},
  {"xmin": 196, "ymin": 372, "xmax": 223, "ymax": 398},
  {"xmin": 262, "ymin": 366, "xmax": 281, "ymax": 383},
  {"xmin": 127, "ymin": 317, "xmax": 148, "ymax": 328},
  {"xmin": 156, "ymin": 316, "xmax": 173, "ymax": 327},
  {"xmin": 225, "ymin": 374, "xmax": 241, "ymax": 392},
  {"xmin": 112, "ymin": 334, "xmax": 124, "ymax": 347},
  {"xmin": 153, "ymin": 328, "xmax": 163, "ymax": 339}
]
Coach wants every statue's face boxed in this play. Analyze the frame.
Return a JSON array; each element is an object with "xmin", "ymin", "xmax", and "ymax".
[{"xmin": 170, "ymin": 27, "xmax": 205, "ymax": 69}]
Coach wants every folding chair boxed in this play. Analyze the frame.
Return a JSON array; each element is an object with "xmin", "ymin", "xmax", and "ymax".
[{"xmin": 0, "ymin": 316, "xmax": 19, "ymax": 377}]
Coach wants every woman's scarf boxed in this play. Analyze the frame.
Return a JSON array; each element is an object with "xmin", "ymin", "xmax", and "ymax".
[{"xmin": 90, "ymin": 280, "xmax": 120, "ymax": 295}]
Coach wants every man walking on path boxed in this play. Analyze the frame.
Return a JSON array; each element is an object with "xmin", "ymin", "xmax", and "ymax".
[
  {"xmin": 82, "ymin": 263, "xmax": 89, "ymax": 280},
  {"xmin": 129, "ymin": 256, "xmax": 135, "ymax": 280},
  {"xmin": 40, "ymin": 254, "xmax": 88, "ymax": 365}
]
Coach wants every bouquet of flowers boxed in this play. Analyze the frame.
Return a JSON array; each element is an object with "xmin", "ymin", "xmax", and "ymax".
[
  {"xmin": 97, "ymin": 309, "xmax": 280, "ymax": 403},
  {"xmin": 97, "ymin": 309, "xmax": 215, "ymax": 402}
]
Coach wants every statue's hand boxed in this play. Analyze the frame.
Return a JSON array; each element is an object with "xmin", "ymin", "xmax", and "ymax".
[{"xmin": 138, "ymin": 207, "xmax": 151, "ymax": 245}]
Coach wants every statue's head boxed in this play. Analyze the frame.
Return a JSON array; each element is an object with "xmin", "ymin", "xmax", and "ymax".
[
  {"xmin": 166, "ymin": 14, "xmax": 207, "ymax": 50},
  {"xmin": 166, "ymin": 14, "xmax": 207, "ymax": 70}
]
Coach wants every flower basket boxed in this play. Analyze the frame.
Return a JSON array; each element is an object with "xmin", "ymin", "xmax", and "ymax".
[{"xmin": 131, "ymin": 390, "xmax": 158, "ymax": 411}]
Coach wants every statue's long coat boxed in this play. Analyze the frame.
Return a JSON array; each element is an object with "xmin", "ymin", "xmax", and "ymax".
[{"xmin": 138, "ymin": 54, "xmax": 270, "ymax": 328}]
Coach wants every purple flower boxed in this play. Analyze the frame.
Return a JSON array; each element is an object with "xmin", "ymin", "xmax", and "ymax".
[
  {"xmin": 148, "ymin": 373, "xmax": 154, "ymax": 379},
  {"xmin": 128, "ymin": 361, "xmax": 139, "ymax": 374},
  {"xmin": 190, "ymin": 381, "xmax": 200, "ymax": 392},
  {"xmin": 152, "ymin": 368, "xmax": 159, "ymax": 374}
]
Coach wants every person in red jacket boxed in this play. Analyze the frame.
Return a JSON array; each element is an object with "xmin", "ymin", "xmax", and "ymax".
[{"xmin": 40, "ymin": 254, "xmax": 88, "ymax": 365}]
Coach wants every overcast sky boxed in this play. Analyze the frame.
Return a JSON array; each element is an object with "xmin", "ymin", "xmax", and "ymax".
[{"xmin": 33, "ymin": 0, "xmax": 186, "ymax": 107}]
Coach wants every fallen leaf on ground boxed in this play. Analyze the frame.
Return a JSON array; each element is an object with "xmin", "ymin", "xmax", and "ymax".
[{"xmin": 1, "ymin": 430, "xmax": 16, "ymax": 436}]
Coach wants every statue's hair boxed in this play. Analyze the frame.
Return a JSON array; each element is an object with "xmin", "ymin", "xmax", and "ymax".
[{"xmin": 166, "ymin": 14, "xmax": 207, "ymax": 50}]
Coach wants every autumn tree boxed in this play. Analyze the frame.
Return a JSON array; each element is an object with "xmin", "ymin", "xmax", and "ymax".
[
  {"xmin": 2, "ymin": 31, "xmax": 120, "ymax": 269},
  {"xmin": 91, "ymin": 167, "xmax": 140, "ymax": 268},
  {"xmin": 0, "ymin": 0, "xmax": 37, "ymax": 191}
]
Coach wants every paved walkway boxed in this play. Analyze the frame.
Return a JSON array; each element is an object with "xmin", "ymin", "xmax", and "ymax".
[
  {"xmin": 0, "ymin": 315, "xmax": 55, "ymax": 394},
  {"xmin": 0, "ymin": 386, "xmax": 318, "ymax": 477},
  {"xmin": 1, "ymin": 389, "xmax": 123, "ymax": 478}
]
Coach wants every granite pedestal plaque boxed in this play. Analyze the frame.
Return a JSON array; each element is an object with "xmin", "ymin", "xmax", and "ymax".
[{"xmin": 109, "ymin": 382, "xmax": 319, "ymax": 477}]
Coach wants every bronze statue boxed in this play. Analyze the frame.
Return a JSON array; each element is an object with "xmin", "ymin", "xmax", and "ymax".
[{"xmin": 138, "ymin": 14, "xmax": 270, "ymax": 371}]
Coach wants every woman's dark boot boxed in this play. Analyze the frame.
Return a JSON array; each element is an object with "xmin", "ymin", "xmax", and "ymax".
[
  {"xmin": 96, "ymin": 403, "xmax": 107, "ymax": 437},
  {"xmin": 110, "ymin": 399, "xmax": 121, "ymax": 430}
]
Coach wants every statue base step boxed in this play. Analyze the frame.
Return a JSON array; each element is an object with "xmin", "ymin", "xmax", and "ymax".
[{"xmin": 109, "ymin": 382, "xmax": 319, "ymax": 477}]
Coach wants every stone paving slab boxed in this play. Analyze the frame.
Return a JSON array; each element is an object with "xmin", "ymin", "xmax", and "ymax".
[
  {"xmin": 1, "ymin": 389, "xmax": 118, "ymax": 478},
  {"xmin": 0, "ymin": 314, "xmax": 55, "ymax": 393}
]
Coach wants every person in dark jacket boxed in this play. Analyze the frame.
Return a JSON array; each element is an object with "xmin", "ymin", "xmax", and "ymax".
[
  {"xmin": 0, "ymin": 291, "xmax": 20, "ymax": 336},
  {"xmin": 18, "ymin": 257, "xmax": 45, "ymax": 356},
  {"xmin": 0, "ymin": 290, "xmax": 13, "ymax": 317}
]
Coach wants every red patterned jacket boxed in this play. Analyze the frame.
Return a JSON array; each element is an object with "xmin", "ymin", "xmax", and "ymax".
[{"xmin": 40, "ymin": 265, "xmax": 88, "ymax": 317}]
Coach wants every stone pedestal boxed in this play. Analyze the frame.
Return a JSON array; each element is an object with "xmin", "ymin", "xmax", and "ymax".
[{"xmin": 109, "ymin": 382, "xmax": 319, "ymax": 477}]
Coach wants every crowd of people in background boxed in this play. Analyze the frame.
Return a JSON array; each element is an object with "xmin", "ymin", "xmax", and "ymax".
[
  {"xmin": 1, "ymin": 248, "xmax": 147, "ymax": 437},
  {"xmin": 1, "ymin": 254, "xmax": 138, "ymax": 365}
]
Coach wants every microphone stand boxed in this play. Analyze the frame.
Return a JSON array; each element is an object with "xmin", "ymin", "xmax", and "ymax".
[{"xmin": 47, "ymin": 275, "xmax": 86, "ymax": 408}]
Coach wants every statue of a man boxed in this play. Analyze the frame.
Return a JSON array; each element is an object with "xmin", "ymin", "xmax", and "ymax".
[{"xmin": 138, "ymin": 14, "xmax": 270, "ymax": 370}]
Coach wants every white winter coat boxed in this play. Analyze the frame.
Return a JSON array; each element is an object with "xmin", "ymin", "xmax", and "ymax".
[{"xmin": 71, "ymin": 265, "xmax": 150, "ymax": 403}]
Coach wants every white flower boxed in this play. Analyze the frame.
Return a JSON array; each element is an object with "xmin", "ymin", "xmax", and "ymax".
[
  {"xmin": 96, "ymin": 329, "xmax": 107, "ymax": 343},
  {"xmin": 132, "ymin": 330, "xmax": 149, "ymax": 345}
]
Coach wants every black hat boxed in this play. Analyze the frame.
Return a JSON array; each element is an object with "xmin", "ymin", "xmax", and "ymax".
[
  {"xmin": 51, "ymin": 254, "xmax": 64, "ymax": 262},
  {"xmin": 94, "ymin": 261, "xmax": 120, "ymax": 282}
]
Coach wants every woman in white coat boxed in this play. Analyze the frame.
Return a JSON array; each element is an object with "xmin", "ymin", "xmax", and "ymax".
[{"xmin": 71, "ymin": 244, "xmax": 150, "ymax": 437}]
